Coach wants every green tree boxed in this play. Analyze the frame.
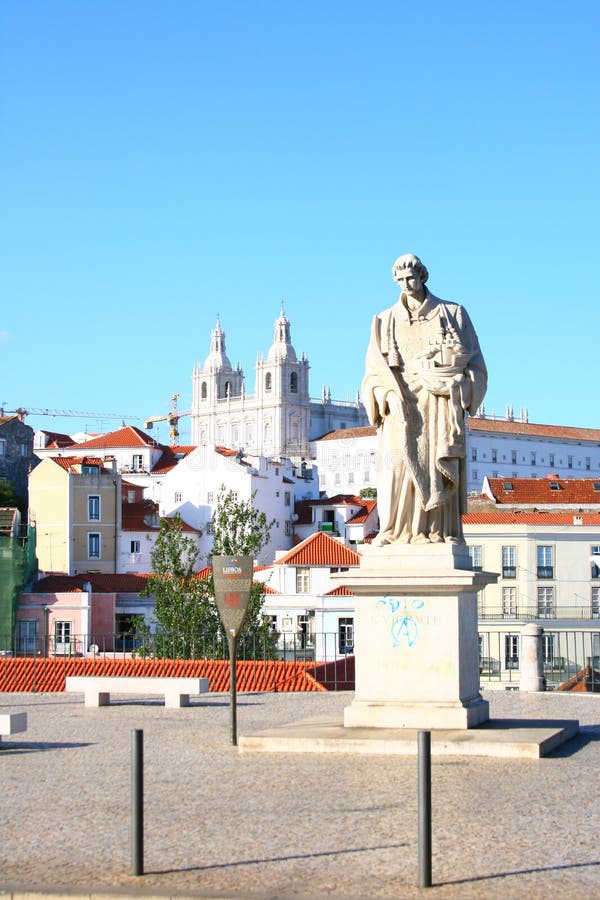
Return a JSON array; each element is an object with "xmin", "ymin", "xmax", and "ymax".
[
  {"xmin": 359, "ymin": 487, "xmax": 377, "ymax": 499},
  {"xmin": 141, "ymin": 491, "xmax": 278, "ymax": 659},
  {"xmin": 210, "ymin": 487, "xmax": 278, "ymax": 659},
  {"xmin": 0, "ymin": 478, "xmax": 26, "ymax": 515},
  {"xmin": 141, "ymin": 514, "xmax": 220, "ymax": 658}
]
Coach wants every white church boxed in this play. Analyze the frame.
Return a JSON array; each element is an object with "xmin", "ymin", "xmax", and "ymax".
[{"xmin": 190, "ymin": 308, "xmax": 368, "ymax": 460}]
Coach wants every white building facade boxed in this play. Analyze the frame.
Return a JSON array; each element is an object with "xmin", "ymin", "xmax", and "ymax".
[{"xmin": 190, "ymin": 310, "xmax": 368, "ymax": 460}]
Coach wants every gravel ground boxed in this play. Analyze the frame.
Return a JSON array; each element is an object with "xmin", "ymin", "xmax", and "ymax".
[{"xmin": 0, "ymin": 689, "xmax": 599, "ymax": 900}]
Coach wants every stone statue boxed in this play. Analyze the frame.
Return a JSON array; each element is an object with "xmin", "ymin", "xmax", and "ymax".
[{"xmin": 362, "ymin": 253, "xmax": 487, "ymax": 546}]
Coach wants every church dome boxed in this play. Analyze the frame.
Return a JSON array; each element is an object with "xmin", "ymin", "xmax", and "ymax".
[
  {"xmin": 267, "ymin": 306, "xmax": 297, "ymax": 362},
  {"xmin": 203, "ymin": 317, "xmax": 233, "ymax": 372}
]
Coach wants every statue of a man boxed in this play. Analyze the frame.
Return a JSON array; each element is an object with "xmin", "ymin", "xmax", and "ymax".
[{"xmin": 362, "ymin": 253, "xmax": 487, "ymax": 546}]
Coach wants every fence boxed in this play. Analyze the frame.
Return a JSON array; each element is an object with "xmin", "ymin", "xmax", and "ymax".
[{"xmin": 479, "ymin": 628, "xmax": 600, "ymax": 689}]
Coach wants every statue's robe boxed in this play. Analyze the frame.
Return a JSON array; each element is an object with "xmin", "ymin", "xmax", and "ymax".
[{"xmin": 361, "ymin": 290, "xmax": 487, "ymax": 544}]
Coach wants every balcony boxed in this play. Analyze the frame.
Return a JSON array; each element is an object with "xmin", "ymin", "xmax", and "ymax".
[
  {"xmin": 537, "ymin": 566, "xmax": 554, "ymax": 579},
  {"xmin": 478, "ymin": 606, "xmax": 600, "ymax": 621},
  {"xmin": 502, "ymin": 566, "xmax": 516, "ymax": 579}
]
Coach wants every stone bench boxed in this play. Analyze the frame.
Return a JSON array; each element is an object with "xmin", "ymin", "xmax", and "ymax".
[
  {"xmin": 65, "ymin": 676, "xmax": 210, "ymax": 708},
  {"xmin": 0, "ymin": 712, "xmax": 27, "ymax": 744}
]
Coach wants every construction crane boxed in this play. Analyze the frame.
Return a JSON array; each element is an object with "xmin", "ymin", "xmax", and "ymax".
[
  {"xmin": 0, "ymin": 406, "xmax": 138, "ymax": 423},
  {"xmin": 143, "ymin": 393, "xmax": 191, "ymax": 446}
]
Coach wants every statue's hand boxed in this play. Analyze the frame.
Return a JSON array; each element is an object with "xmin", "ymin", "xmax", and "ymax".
[{"xmin": 385, "ymin": 392, "xmax": 404, "ymax": 417}]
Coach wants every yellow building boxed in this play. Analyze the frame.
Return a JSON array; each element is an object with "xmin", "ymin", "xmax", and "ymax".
[{"xmin": 29, "ymin": 457, "xmax": 121, "ymax": 576}]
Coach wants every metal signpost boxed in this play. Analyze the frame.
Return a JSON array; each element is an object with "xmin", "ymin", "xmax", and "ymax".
[{"xmin": 211, "ymin": 555, "xmax": 254, "ymax": 745}]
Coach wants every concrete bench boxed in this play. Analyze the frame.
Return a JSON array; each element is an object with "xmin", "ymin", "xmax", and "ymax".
[
  {"xmin": 65, "ymin": 676, "xmax": 210, "ymax": 708},
  {"xmin": 0, "ymin": 712, "xmax": 27, "ymax": 744}
]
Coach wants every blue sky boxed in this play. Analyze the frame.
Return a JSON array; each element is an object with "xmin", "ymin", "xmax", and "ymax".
[{"xmin": 1, "ymin": 1, "xmax": 598, "ymax": 443}]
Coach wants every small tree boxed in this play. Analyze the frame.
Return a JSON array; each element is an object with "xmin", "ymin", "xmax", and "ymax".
[
  {"xmin": 141, "ymin": 515, "xmax": 220, "ymax": 658},
  {"xmin": 359, "ymin": 487, "xmax": 377, "ymax": 499},
  {"xmin": 210, "ymin": 487, "xmax": 277, "ymax": 658}
]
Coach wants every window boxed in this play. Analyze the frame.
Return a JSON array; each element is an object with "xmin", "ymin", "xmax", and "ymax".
[
  {"xmin": 504, "ymin": 634, "xmax": 519, "ymax": 669},
  {"xmin": 206, "ymin": 521, "xmax": 214, "ymax": 534},
  {"xmin": 224, "ymin": 380, "xmax": 231, "ymax": 397},
  {"xmin": 338, "ymin": 617, "xmax": 354, "ymax": 654},
  {"xmin": 285, "ymin": 521, "xmax": 291, "ymax": 535},
  {"xmin": 284, "ymin": 491, "xmax": 291, "ymax": 507},
  {"xmin": 88, "ymin": 533, "xmax": 100, "ymax": 559},
  {"xmin": 549, "ymin": 453, "xmax": 555, "ymax": 466},
  {"xmin": 290, "ymin": 372, "xmax": 298, "ymax": 393},
  {"xmin": 296, "ymin": 567, "xmax": 310, "ymax": 593},
  {"xmin": 586, "ymin": 457, "xmax": 591, "ymax": 470},
  {"xmin": 568, "ymin": 455, "xmax": 573, "ymax": 469},
  {"xmin": 201, "ymin": 381, "xmax": 207, "ymax": 399},
  {"xmin": 593, "ymin": 482, "xmax": 600, "ymax": 492},
  {"xmin": 512, "ymin": 450, "xmax": 517, "ymax": 464},
  {"xmin": 591, "ymin": 546, "xmax": 600, "ymax": 579},
  {"xmin": 132, "ymin": 454, "xmax": 143, "ymax": 472},
  {"xmin": 0, "ymin": 439, "xmax": 5, "ymax": 456},
  {"xmin": 502, "ymin": 546, "xmax": 516, "ymax": 578},
  {"xmin": 230, "ymin": 490, "xmax": 238, "ymax": 502},
  {"xmin": 502, "ymin": 481, "xmax": 513, "ymax": 492},
  {"xmin": 19, "ymin": 442, "xmax": 29, "ymax": 456},
  {"xmin": 471, "ymin": 447, "xmax": 477, "ymax": 462},
  {"xmin": 491, "ymin": 449, "xmax": 497, "ymax": 463},
  {"xmin": 592, "ymin": 587, "xmax": 600, "ymax": 619},
  {"xmin": 348, "ymin": 471, "xmax": 354, "ymax": 484},
  {"xmin": 82, "ymin": 463, "xmax": 99, "ymax": 475},
  {"xmin": 54, "ymin": 621, "xmax": 72, "ymax": 654},
  {"xmin": 537, "ymin": 545, "xmax": 554, "ymax": 579},
  {"xmin": 174, "ymin": 491, "xmax": 182, "ymax": 503},
  {"xmin": 266, "ymin": 614, "xmax": 278, "ymax": 632},
  {"xmin": 265, "ymin": 372, "xmax": 272, "ymax": 392},
  {"xmin": 207, "ymin": 491, "xmax": 214, "ymax": 503},
  {"xmin": 468, "ymin": 545, "xmax": 482, "ymax": 571},
  {"xmin": 537, "ymin": 586, "xmax": 554, "ymax": 618},
  {"xmin": 502, "ymin": 587, "xmax": 517, "ymax": 618},
  {"xmin": 130, "ymin": 540, "xmax": 141, "ymax": 554},
  {"xmin": 472, "ymin": 469, "xmax": 478, "ymax": 482},
  {"xmin": 549, "ymin": 482, "xmax": 562, "ymax": 492},
  {"xmin": 297, "ymin": 614, "xmax": 314, "ymax": 648},
  {"xmin": 127, "ymin": 490, "xmax": 136, "ymax": 503},
  {"xmin": 542, "ymin": 634, "xmax": 555, "ymax": 665},
  {"xmin": 88, "ymin": 495, "xmax": 100, "ymax": 521},
  {"xmin": 17, "ymin": 620, "xmax": 38, "ymax": 654},
  {"xmin": 530, "ymin": 451, "xmax": 536, "ymax": 465}
]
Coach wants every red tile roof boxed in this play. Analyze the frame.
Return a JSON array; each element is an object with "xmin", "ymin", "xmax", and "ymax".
[
  {"xmin": 51, "ymin": 456, "xmax": 109, "ymax": 473},
  {"xmin": 215, "ymin": 445, "xmax": 238, "ymax": 457},
  {"xmin": 261, "ymin": 584, "xmax": 281, "ymax": 595},
  {"xmin": 347, "ymin": 499, "xmax": 377, "ymax": 523},
  {"xmin": 38, "ymin": 430, "xmax": 74, "ymax": 448},
  {"xmin": 68, "ymin": 425, "xmax": 158, "ymax": 450},
  {"xmin": 464, "ymin": 512, "xmax": 600, "ymax": 526},
  {"xmin": 275, "ymin": 531, "xmax": 360, "ymax": 567},
  {"xmin": 151, "ymin": 446, "xmax": 196, "ymax": 474},
  {"xmin": 324, "ymin": 584, "xmax": 355, "ymax": 596},
  {"xmin": 315, "ymin": 426, "xmax": 376, "ymax": 441},
  {"xmin": 468, "ymin": 417, "xmax": 600, "ymax": 442},
  {"xmin": 485, "ymin": 476, "xmax": 600, "ymax": 506},
  {"xmin": 33, "ymin": 573, "xmax": 152, "ymax": 593}
]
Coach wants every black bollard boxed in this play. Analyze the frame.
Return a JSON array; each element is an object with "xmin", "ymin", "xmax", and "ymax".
[
  {"xmin": 418, "ymin": 730, "xmax": 432, "ymax": 888},
  {"xmin": 131, "ymin": 728, "xmax": 144, "ymax": 876}
]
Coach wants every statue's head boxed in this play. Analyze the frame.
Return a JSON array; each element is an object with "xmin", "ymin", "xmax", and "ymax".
[{"xmin": 391, "ymin": 253, "xmax": 429, "ymax": 285}]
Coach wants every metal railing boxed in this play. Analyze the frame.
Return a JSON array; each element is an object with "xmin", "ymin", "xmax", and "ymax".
[
  {"xmin": 479, "ymin": 606, "xmax": 600, "ymax": 621},
  {"xmin": 479, "ymin": 628, "xmax": 600, "ymax": 689}
]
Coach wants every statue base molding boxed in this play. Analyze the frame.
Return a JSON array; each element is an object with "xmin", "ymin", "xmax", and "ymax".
[{"xmin": 336, "ymin": 544, "xmax": 497, "ymax": 731}]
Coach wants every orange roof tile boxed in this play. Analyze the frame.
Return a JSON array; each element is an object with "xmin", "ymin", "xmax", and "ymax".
[
  {"xmin": 463, "ymin": 511, "xmax": 600, "ymax": 526},
  {"xmin": 485, "ymin": 476, "xmax": 600, "ymax": 506},
  {"xmin": 347, "ymin": 499, "xmax": 377, "ymax": 523},
  {"xmin": 315, "ymin": 426, "xmax": 376, "ymax": 441},
  {"xmin": 51, "ymin": 456, "xmax": 109, "ymax": 473},
  {"xmin": 468, "ymin": 417, "xmax": 600, "ymax": 442},
  {"xmin": 33, "ymin": 573, "xmax": 152, "ymax": 593},
  {"xmin": 38, "ymin": 430, "xmax": 74, "ymax": 447},
  {"xmin": 275, "ymin": 531, "xmax": 360, "ymax": 567},
  {"xmin": 151, "ymin": 446, "xmax": 196, "ymax": 474},
  {"xmin": 324, "ymin": 584, "xmax": 355, "ymax": 596},
  {"xmin": 68, "ymin": 425, "xmax": 158, "ymax": 450},
  {"xmin": 215, "ymin": 445, "xmax": 238, "ymax": 457}
]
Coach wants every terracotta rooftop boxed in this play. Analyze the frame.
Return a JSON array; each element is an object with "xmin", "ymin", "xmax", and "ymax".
[
  {"xmin": 33, "ymin": 573, "xmax": 152, "ymax": 593},
  {"xmin": 51, "ymin": 456, "xmax": 109, "ymax": 474},
  {"xmin": 485, "ymin": 476, "xmax": 600, "ymax": 506},
  {"xmin": 38, "ymin": 430, "xmax": 74, "ymax": 448},
  {"xmin": 468, "ymin": 417, "xmax": 600, "ymax": 442},
  {"xmin": 324, "ymin": 584, "xmax": 355, "ymax": 596},
  {"xmin": 67, "ymin": 425, "xmax": 158, "ymax": 450},
  {"xmin": 275, "ymin": 531, "xmax": 361, "ymax": 567},
  {"xmin": 463, "ymin": 511, "xmax": 600, "ymax": 526},
  {"xmin": 215, "ymin": 445, "xmax": 238, "ymax": 457},
  {"xmin": 347, "ymin": 499, "xmax": 377, "ymax": 524},
  {"xmin": 315, "ymin": 426, "xmax": 376, "ymax": 442},
  {"xmin": 151, "ymin": 446, "xmax": 196, "ymax": 474}
]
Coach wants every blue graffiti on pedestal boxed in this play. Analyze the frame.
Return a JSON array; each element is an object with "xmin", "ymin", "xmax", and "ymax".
[{"xmin": 376, "ymin": 595, "xmax": 425, "ymax": 648}]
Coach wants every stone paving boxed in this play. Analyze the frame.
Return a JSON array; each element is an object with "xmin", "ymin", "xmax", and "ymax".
[{"xmin": 0, "ymin": 688, "xmax": 599, "ymax": 899}]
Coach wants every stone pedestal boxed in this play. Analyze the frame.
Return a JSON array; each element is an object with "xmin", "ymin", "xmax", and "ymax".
[{"xmin": 337, "ymin": 543, "xmax": 497, "ymax": 731}]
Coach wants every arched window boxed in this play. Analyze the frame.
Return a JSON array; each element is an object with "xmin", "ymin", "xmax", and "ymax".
[
  {"xmin": 201, "ymin": 382, "xmax": 207, "ymax": 400},
  {"xmin": 265, "ymin": 372, "xmax": 272, "ymax": 392},
  {"xmin": 290, "ymin": 372, "xmax": 298, "ymax": 393},
  {"xmin": 224, "ymin": 380, "xmax": 231, "ymax": 397},
  {"xmin": 264, "ymin": 420, "xmax": 271, "ymax": 442}
]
